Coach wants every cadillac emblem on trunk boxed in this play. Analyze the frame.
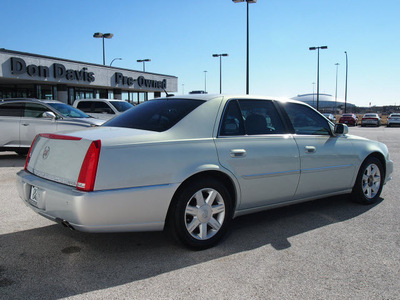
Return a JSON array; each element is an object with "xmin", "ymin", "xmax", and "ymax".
[{"xmin": 42, "ymin": 146, "xmax": 50, "ymax": 159}]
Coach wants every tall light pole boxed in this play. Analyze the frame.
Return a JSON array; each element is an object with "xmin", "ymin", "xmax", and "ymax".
[
  {"xmin": 309, "ymin": 45, "xmax": 328, "ymax": 111},
  {"xmin": 137, "ymin": 59, "xmax": 151, "ymax": 72},
  {"xmin": 335, "ymin": 63, "xmax": 339, "ymax": 113},
  {"xmin": 344, "ymin": 51, "xmax": 348, "ymax": 113},
  {"xmin": 232, "ymin": 0, "xmax": 257, "ymax": 95},
  {"xmin": 110, "ymin": 58, "xmax": 122, "ymax": 66},
  {"xmin": 93, "ymin": 32, "xmax": 114, "ymax": 65},
  {"xmin": 212, "ymin": 53, "xmax": 229, "ymax": 94},
  {"xmin": 204, "ymin": 70, "xmax": 208, "ymax": 93}
]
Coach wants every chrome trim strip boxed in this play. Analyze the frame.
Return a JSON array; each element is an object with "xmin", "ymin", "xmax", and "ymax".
[
  {"xmin": 243, "ymin": 164, "xmax": 354, "ymax": 179},
  {"xmin": 301, "ymin": 164, "xmax": 353, "ymax": 173},
  {"xmin": 243, "ymin": 169, "xmax": 300, "ymax": 179}
]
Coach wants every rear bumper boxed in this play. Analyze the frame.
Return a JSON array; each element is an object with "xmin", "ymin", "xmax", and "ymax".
[{"xmin": 17, "ymin": 170, "xmax": 178, "ymax": 232}]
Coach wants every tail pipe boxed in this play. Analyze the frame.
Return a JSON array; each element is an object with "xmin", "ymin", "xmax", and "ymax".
[{"xmin": 56, "ymin": 218, "xmax": 75, "ymax": 230}]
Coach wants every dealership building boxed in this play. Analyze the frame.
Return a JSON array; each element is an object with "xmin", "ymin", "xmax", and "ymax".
[{"xmin": 0, "ymin": 48, "xmax": 178, "ymax": 105}]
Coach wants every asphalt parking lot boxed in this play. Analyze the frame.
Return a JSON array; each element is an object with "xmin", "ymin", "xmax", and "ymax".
[{"xmin": 1, "ymin": 126, "xmax": 399, "ymax": 299}]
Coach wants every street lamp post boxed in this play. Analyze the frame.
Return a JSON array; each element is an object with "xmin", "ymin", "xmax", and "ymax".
[
  {"xmin": 335, "ymin": 63, "xmax": 339, "ymax": 113},
  {"xmin": 93, "ymin": 32, "xmax": 114, "ymax": 65},
  {"xmin": 309, "ymin": 45, "xmax": 328, "ymax": 111},
  {"xmin": 212, "ymin": 53, "xmax": 229, "ymax": 94},
  {"xmin": 204, "ymin": 70, "xmax": 208, "ymax": 93},
  {"xmin": 110, "ymin": 58, "xmax": 122, "ymax": 66},
  {"xmin": 137, "ymin": 59, "xmax": 151, "ymax": 72},
  {"xmin": 232, "ymin": 0, "xmax": 257, "ymax": 95},
  {"xmin": 344, "ymin": 51, "xmax": 348, "ymax": 113}
]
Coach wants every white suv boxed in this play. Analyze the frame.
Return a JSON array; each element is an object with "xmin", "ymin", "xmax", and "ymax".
[{"xmin": 73, "ymin": 99, "xmax": 134, "ymax": 120}]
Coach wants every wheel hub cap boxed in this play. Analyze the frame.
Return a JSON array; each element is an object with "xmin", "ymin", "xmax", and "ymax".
[{"xmin": 197, "ymin": 205, "xmax": 212, "ymax": 223}]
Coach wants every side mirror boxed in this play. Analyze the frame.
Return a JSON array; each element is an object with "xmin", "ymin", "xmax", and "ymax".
[
  {"xmin": 334, "ymin": 123, "xmax": 348, "ymax": 135},
  {"xmin": 42, "ymin": 111, "xmax": 56, "ymax": 120}
]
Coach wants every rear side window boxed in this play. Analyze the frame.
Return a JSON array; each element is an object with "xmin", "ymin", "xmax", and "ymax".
[
  {"xmin": 93, "ymin": 102, "xmax": 114, "ymax": 114},
  {"xmin": 283, "ymin": 102, "xmax": 331, "ymax": 135},
  {"xmin": 104, "ymin": 99, "xmax": 205, "ymax": 132},
  {"xmin": 219, "ymin": 99, "xmax": 285, "ymax": 136},
  {"xmin": 0, "ymin": 102, "xmax": 23, "ymax": 117},
  {"xmin": 76, "ymin": 101, "xmax": 92, "ymax": 113},
  {"xmin": 109, "ymin": 101, "xmax": 133, "ymax": 112}
]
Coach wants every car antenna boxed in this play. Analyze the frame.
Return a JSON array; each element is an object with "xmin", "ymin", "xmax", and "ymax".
[{"xmin": 164, "ymin": 89, "xmax": 174, "ymax": 97}]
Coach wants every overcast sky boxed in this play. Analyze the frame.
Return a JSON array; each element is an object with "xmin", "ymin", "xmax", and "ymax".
[{"xmin": 2, "ymin": 0, "xmax": 399, "ymax": 106}]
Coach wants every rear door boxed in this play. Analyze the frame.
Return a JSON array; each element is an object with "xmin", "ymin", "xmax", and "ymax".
[
  {"xmin": 215, "ymin": 99, "xmax": 300, "ymax": 210},
  {"xmin": 19, "ymin": 103, "xmax": 57, "ymax": 147},
  {"xmin": 0, "ymin": 102, "xmax": 23, "ymax": 147}
]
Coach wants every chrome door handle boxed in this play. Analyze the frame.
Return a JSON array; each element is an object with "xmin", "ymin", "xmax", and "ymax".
[
  {"xmin": 305, "ymin": 146, "xmax": 316, "ymax": 153},
  {"xmin": 230, "ymin": 149, "xmax": 246, "ymax": 158},
  {"xmin": 21, "ymin": 123, "xmax": 30, "ymax": 126}
]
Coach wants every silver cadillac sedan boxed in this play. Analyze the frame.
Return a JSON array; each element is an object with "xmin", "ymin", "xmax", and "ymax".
[{"xmin": 16, "ymin": 95, "xmax": 393, "ymax": 249}]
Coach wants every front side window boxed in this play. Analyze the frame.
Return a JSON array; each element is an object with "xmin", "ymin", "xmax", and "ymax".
[
  {"xmin": 104, "ymin": 99, "xmax": 205, "ymax": 132},
  {"xmin": 283, "ymin": 102, "xmax": 331, "ymax": 135},
  {"xmin": 219, "ymin": 99, "xmax": 285, "ymax": 136},
  {"xmin": 23, "ymin": 103, "xmax": 49, "ymax": 118},
  {"xmin": 47, "ymin": 102, "xmax": 90, "ymax": 118}
]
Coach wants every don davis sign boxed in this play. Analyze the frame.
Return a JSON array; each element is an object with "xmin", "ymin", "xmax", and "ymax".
[
  {"xmin": 9, "ymin": 57, "xmax": 169, "ymax": 90},
  {"xmin": 11, "ymin": 57, "xmax": 95, "ymax": 82},
  {"xmin": 115, "ymin": 72, "xmax": 167, "ymax": 89}
]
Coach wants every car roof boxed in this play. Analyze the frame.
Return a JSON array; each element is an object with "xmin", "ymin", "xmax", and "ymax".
[
  {"xmin": 75, "ymin": 98, "xmax": 127, "ymax": 102},
  {"xmin": 159, "ymin": 94, "xmax": 303, "ymax": 105}
]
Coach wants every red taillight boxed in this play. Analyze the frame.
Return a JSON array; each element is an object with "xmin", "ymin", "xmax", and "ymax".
[
  {"xmin": 77, "ymin": 140, "xmax": 101, "ymax": 192},
  {"xmin": 24, "ymin": 135, "xmax": 39, "ymax": 170},
  {"xmin": 39, "ymin": 133, "xmax": 82, "ymax": 140}
]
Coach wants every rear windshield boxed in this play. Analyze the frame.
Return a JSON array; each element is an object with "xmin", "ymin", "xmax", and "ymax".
[{"xmin": 103, "ymin": 98, "xmax": 205, "ymax": 132}]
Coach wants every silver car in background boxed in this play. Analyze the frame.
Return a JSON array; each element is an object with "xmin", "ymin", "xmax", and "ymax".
[
  {"xmin": 73, "ymin": 99, "xmax": 134, "ymax": 120},
  {"xmin": 0, "ymin": 98, "xmax": 104, "ymax": 155},
  {"xmin": 17, "ymin": 95, "xmax": 393, "ymax": 249},
  {"xmin": 387, "ymin": 113, "xmax": 400, "ymax": 127}
]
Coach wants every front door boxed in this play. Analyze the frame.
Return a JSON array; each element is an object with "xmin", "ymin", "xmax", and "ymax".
[{"xmin": 215, "ymin": 99, "xmax": 300, "ymax": 210}]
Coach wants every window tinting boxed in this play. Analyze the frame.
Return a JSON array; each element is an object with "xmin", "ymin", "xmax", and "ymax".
[
  {"xmin": 76, "ymin": 102, "xmax": 92, "ymax": 112},
  {"xmin": 109, "ymin": 101, "xmax": 133, "ymax": 112},
  {"xmin": 24, "ymin": 103, "xmax": 48, "ymax": 118},
  {"xmin": 0, "ymin": 102, "xmax": 23, "ymax": 117},
  {"xmin": 47, "ymin": 102, "xmax": 90, "ymax": 118},
  {"xmin": 283, "ymin": 102, "xmax": 331, "ymax": 135},
  {"xmin": 104, "ymin": 99, "xmax": 205, "ymax": 132},
  {"xmin": 219, "ymin": 100, "xmax": 245, "ymax": 136},
  {"xmin": 93, "ymin": 102, "xmax": 114, "ymax": 114},
  {"xmin": 220, "ymin": 99, "xmax": 285, "ymax": 136}
]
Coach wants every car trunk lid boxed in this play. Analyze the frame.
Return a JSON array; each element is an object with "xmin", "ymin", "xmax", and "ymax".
[{"xmin": 26, "ymin": 134, "xmax": 96, "ymax": 188}]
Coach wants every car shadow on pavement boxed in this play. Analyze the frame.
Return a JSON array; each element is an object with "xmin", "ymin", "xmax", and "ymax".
[
  {"xmin": 0, "ymin": 153, "xmax": 25, "ymax": 168},
  {"xmin": 0, "ymin": 195, "xmax": 380, "ymax": 299}
]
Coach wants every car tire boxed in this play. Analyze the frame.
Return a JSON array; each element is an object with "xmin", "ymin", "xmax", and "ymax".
[
  {"xmin": 168, "ymin": 178, "xmax": 233, "ymax": 249},
  {"xmin": 352, "ymin": 157, "xmax": 384, "ymax": 204}
]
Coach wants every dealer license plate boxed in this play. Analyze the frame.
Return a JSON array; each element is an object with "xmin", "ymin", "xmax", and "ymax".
[{"xmin": 29, "ymin": 186, "xmax": 44, "ymax": 209}]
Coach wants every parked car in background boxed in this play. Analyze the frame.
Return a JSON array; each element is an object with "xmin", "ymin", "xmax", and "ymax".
[
  {"xmin": 323, "ymin": 113, "xmax": 336, "ymax": 123},
  {"xmin": 361, "ymin": 113, "xmax": 381, "ymax": 127},
  {"xmin": 339, "ymin": 113, "xmax": 358, "ymax": 126},
  {"xmin": 387, "ymin": 113, "xmax": 400, "ymax": 127},
  {"xmin": 73, "ymin": 99, "xmax": 134, "ymax": 120},
  {"xmin": 0, "ymin": 98, "xmax": 104, "ymax": 155},
  {"xmin": 17, "ymin": 95, "xmax": 393, "ymax": 249}
]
